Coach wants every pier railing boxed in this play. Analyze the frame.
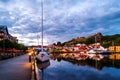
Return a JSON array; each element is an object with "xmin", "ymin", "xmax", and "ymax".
[{"xmin": 31, "ymin": 53, "xmax": 40, "ymax": 80}]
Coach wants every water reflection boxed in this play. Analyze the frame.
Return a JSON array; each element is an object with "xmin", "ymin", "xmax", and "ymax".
[
  {"xmin": 39, "ymin": 59, "xmax": 120, "ymax": 80},
  {"xmin": 51, "ymin": 54, "xmax": 120, "ymax": 70},
  {"xmin": 37, "ymin": 61, "xmax": 50, "ymax": 69},
  {"xmin": 37, "ymin": 54, "xmax": 120, "ymax": 80},
  {"xmin": 37, "ymin": 61, "xmax": 50, "ymax": 80}
]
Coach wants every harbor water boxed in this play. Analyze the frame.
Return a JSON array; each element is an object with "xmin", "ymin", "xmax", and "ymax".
[{"xmin": 38, "ymin": 58, "xmax": 120, "ymax": 80}]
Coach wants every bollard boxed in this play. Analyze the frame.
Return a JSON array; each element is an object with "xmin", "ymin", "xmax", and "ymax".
[
  {"xmin": 29, "ymin": 55, "xmax": 31, "ymax": 62},
  {"xmin": 28, "ymin": 53, "xmax": 32, "ymax": 62}
]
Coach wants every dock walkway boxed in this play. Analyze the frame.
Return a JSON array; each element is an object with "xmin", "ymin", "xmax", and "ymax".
[{"xmin": 0, "ymin": 54, "xmax": 31, "ymax": 80}]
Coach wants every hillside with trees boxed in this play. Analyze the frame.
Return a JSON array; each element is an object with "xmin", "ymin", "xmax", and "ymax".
[{"xmin": 55, "ymin": 32, "xmax": 120, "ymax": 47}]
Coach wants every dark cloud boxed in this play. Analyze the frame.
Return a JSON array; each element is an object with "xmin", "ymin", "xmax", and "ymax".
[{"xmin": 0, "ymin": 0, "xmax": 120, "ymax": 45}]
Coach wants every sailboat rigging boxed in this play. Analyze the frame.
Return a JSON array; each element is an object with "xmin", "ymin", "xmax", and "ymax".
[
  {"xmin": 41, "ymin": 0, "xmax": 44, "ymax": 52},
  {"xmin": 36, "ymin": 0, "xmax": 49, "ymax": 63}
]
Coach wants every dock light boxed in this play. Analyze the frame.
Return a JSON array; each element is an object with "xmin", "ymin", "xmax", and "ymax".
[{"xmin": 28, "ymin": 53, "xmax": 32, "ymax": 56}]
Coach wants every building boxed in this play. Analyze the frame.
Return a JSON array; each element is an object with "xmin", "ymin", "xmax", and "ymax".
[
  {"xmin": 0, "ymin": 25, "xmax": 18, "ymax": 42},
  {"xmin": 109, "ymin": 46, "xmax": 120, "ymax": 52}
]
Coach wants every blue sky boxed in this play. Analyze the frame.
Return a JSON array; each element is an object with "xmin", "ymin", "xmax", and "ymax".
[{"xmin": 0, "ymin": 0, "xmax": 120, "ymax": 46}]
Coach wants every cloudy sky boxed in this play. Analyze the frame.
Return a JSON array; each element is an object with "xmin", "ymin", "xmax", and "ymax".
[{"xmin": 0, "ymin": 0, "xmax": 120, "ymax": 46}]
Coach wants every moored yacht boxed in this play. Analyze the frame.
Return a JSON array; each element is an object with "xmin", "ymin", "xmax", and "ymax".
[
  {"xmin": 36, "ymin": 50, "xmax": 49, "ymax": 63},
  {"xmin": 35, "ymin": 0, "xmax": 49, "ymax": 63}
]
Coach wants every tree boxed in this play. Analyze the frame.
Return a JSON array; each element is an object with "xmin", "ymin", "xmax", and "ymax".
[
  {"xmin": 0, "ymin": 39, "xmax": 27, "ymax": 51},
  {"xmin": 57, "ymin": 41, "xmax": 62, "ymax": 46},
  {"xmin": 0, "ymin": 39, "xmax": 13, "ymax": 48},
  {"xmin": 53, "ymin": 43, "xmax": 56, "ymax": 46}
]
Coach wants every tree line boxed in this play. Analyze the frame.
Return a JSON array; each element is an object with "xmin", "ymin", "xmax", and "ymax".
[
  {"xmin": 0, "ymin": 39, "xmax": 27, "ymax": 51},
  {"xmin": 53, "ymin": 33, "xmax": 120, "ymax": 47}
]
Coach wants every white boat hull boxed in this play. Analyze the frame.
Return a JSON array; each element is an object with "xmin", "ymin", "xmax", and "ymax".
[{"xmin": 36, "ymin": 51, "xmax": 49, "ymax": 63}]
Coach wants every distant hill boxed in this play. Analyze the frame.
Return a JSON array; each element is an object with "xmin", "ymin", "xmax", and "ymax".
[{"xmin": 62, "ymin": 32, "xmax": 120, "ymax": 47}]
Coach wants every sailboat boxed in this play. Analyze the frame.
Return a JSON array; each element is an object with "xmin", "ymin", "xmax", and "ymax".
[{"xmin": 36, "ymin": 0, "xmax": 49, "ymax": 63}]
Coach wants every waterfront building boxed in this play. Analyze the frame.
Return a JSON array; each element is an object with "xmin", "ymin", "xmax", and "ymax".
[
  {"xmin": 0, "ymin": 25, "xmax": 18, "ymax": 42},
  {"xmin": 73, "ymin": 43, "xmax": 88, "ymax": 51},
  {"xmin": 109, "ymin": 46, "xmax": 120, "ymax": 52}
]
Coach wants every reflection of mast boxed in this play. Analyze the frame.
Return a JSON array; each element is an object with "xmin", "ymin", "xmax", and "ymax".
[
  {"xmin": 41, "ymin": 69, "xmax": 44, "ymax": 80},
  {"xmin": 37, "ymin": 61, "xmax": 50, "ymax": 80},
  {"xmin": 95, "ymin": 60, "xmax": 97, "ymax": 68}
]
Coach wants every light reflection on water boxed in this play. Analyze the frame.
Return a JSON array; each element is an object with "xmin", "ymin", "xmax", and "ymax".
[{"xmin": 38, "ymin": 59, "xmax": 120, "ymax": 80}]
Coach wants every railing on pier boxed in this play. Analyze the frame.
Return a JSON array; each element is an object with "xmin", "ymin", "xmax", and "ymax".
[{"xmin": 31, "ymin": 53, "xmax": 40, "ymax": 80}]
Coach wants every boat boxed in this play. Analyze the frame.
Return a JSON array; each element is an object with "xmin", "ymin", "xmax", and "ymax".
[
  {"xmin": 87, "ymin": 49, "xmax": 104, "ymax": 60},
  {"xmin": 36, "ymin": 0, "xmax": 49, "ymax": 63},
  {"xmin": 36, "ymin": 50, "xmax": 49, "ymax": 62}
]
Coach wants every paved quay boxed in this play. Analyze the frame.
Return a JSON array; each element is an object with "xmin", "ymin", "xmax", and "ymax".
[{"xmin": 0, "ymin": 54, "xmax": 32, "ymax": 80}]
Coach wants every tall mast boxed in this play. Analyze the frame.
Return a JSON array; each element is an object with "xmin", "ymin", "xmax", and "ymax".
[{"xmin": 41, "ymin": 0, "xmax": 44, "ymax": 51}]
